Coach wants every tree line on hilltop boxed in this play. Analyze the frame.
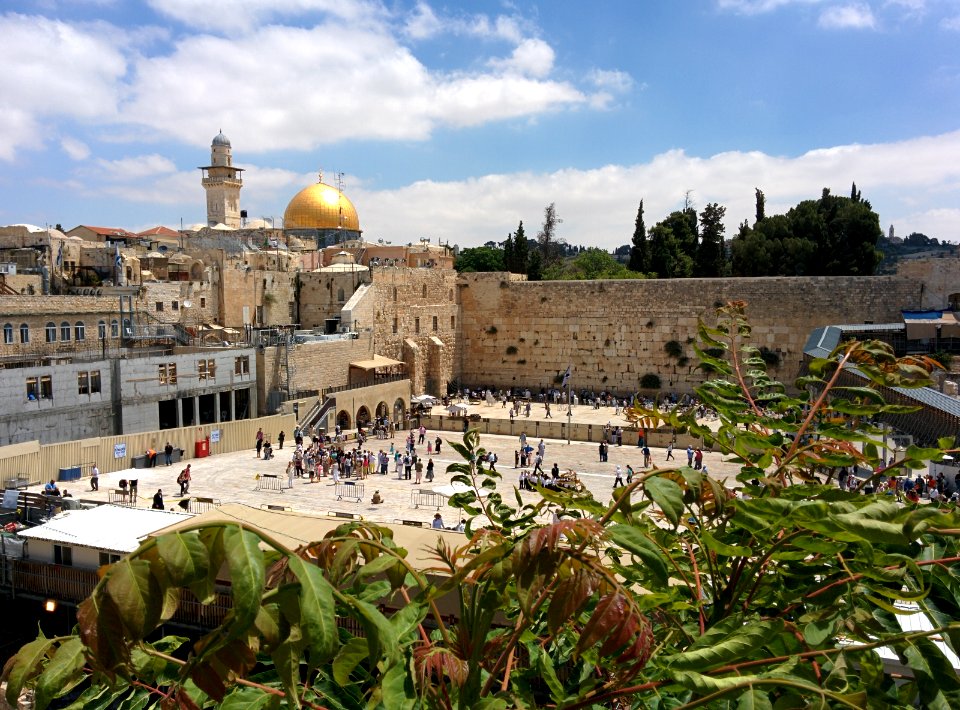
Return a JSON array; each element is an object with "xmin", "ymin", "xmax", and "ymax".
[{"xmin": 455, "ymin": 183, "xmax": 886, "ymax": 280}]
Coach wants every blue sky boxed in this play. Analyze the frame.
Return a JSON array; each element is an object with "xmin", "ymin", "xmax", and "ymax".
[{"xmin": 1, "ymin": 0, "xmax": 959, "ymax": 248}]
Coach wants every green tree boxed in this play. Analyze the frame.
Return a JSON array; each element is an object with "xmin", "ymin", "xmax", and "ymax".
[
  {"xmin": 509, "ymin": 221, "xmax": 528, "ymax": 274},
  {"xmin": 694, "ymin": 202, "xmax": 726, "ymax": 277},
  {"xmin": 755, "ymin": 187, "xmax": 766, "ymax": 223},
  {"xmin": 545, "ymin": 247, "xmax": 642, "ymax": 280},
  {"xmin": 7, "ymin": 305, "xmax": 960, "ymax": 710},
  {"xmin": 627, "ymin": 200, "xmax": 648, "ymax": 273},
  {"xmin": 501, "ymin": 231, "xmax": 514, "ymax": 272},
  {"xmin": 453, "ymin": 245, "xmax": 504, "ymax": 273},
  {"xmin": 526, "ymin": 248, "xmax": 542, "ymax": 281},
  {"xmin": 648, "ymin": 220, "xmax": 693, "ymax": 278}
]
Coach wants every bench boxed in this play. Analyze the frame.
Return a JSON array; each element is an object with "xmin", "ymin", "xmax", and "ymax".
[
  {"xmin": 335, "ymin": 481, "xmax": 363, "ymax": 502},
  {"xmin": 256, "ymin": 474, "xmax": 284, "ymax": 493},
  {"xmin": 398, "ymin": 519, "xmax": 425, "ymax": 527},
  {"xmin": 16, "ymin": 492, "xmax": 63, "ymax": 523},
  {"xmin": 328, "ymin": 511, "xmax": 363, "ymax": 520},
  {"xmin": 262, "ymin": 504, "xmax": 290, "ymax": 511}
]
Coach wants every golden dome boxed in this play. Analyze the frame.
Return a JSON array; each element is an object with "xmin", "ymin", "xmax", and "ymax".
[{"xmin": 283, "ymin": 182, "xmax": 360, "ymax": 231}]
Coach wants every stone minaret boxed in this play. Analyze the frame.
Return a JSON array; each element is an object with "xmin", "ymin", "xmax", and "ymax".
[{"xmin": 200, "ymin": 131, "xmax": 244, "ymax": 228}]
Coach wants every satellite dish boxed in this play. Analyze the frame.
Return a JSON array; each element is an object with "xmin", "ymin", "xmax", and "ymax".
[{"xmin": 183, "ymin": 300, "xmax": 193, "ymax": 308}]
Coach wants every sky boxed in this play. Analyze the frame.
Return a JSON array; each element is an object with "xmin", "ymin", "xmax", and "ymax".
[{"xmin": 1, "ymin": 0, "xmax": 959, "ymax": 249}]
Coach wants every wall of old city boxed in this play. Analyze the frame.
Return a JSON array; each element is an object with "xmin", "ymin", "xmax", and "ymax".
[
  {"xmin": 456, "ymin": 273, "xmax": 924, "ymax": 395},
  {"xmin": 256, "ymin": 332, "xmax": 375, "ymax": 413},
  {"xmin": 138, "ymin": 281, "xmax": 219, "ymax": 326},
  {"xmin": 297, "ymin": 270, "xmax": 372, "ymax": 330},
  {"xmin": 895, "ymin": 256, "xmax": 960, "ymax": 310},
  {"xmin": 371, "ymin": 267, "xmax": 459, "ymax": 396},
  {"xmin": 220, "ymin": 267, "xmax": 297, "ymax": 328}
]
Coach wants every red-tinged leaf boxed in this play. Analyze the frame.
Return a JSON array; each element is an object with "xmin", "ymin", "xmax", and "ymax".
[
  {"xmin": 575, "ymin": 592, "xmax": 653, "ymax": 671},
  {"xmin": 189, "ymin": 664, "xmax": 227, "ymax": 703},
  {"xmin": 77, "ymin": 593, "xmax": 130, "ymax": 679},
  {"xmin": 547, "ymin": 569, "xmax": 596, "ymax": 633}
]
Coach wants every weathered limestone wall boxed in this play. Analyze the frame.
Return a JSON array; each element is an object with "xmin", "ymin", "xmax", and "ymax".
[
  {"xmin": 298, "ymin": 270, "xmax": 372, "ymax": 330},
  {"xmin": 221, "ymin": 268, "xmax": 296, "ymax": 327},
  {"xmin": 138, "ymin": 282, "xmax": 218, "ymax": 325},
  {"xmin": 257, "ymin": 333, "xmax": 375, "ymax": 411},
  {"xmin": 371, "ymin": 267, "xmax": 459, "ymax": 396},
  {"xmin": 457, "ymin": 273, "xmax": 924, "ymax": 394},
  {"xmin": 896, "ymin": 256, "xmax": 960, "ymax": 310}
]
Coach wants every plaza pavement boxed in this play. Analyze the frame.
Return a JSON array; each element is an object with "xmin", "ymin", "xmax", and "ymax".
[{"xmin": 48, "ymin": 401, "xmax": 743, "ymax": 527}]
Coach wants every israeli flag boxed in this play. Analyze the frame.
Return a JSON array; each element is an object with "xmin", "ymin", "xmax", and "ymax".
[
  {"xmin": 115, "ymin": 244, "xmax": 122, "ymax": 267},
  {"xmin": 561, "ymin": 365, "xmax": 571, "ymax": 389},
  {"xmin": 55, "ymin": 242, "xmax": 64, "ymax": 268}
]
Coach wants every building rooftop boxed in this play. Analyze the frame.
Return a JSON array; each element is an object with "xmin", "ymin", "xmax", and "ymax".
[{"xmin": 17, "ymin": 504, "xmax": 193, "ymax": 554}]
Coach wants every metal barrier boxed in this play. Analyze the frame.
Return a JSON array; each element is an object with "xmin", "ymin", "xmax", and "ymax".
[
  {"xmin": 256, "ymin": 474, "xmax": 284, "ymax": 493},
  {"xmin": 188, "ymin": 497, "xmax": 220, "ymax": 513},
  {"xmin": 262, "ymin": 503, "xmax": 290, "ymax": 511},
  {"xmin": 108, "ymin": 489, "xmax": 134, "ymax": 506},
  {"xmin": 334, "ymin": 481, "xmax": 363, "ymax": 502},
  {"xmin": 410, "ymin": 490, "xmax": 446, "ymax": 509}
]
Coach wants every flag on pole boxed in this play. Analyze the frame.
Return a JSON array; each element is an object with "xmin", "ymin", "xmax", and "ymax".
[
  {"xmin": 561, "ymin": 365, "xmax": 571, "ymax": 389},
  {"xmin": 55, "ymin": 242, "xmax": 64, "ymax": 268},
  {"xmin": 115, "ymin": 244, "xmax": 122, "ymax": 268}
]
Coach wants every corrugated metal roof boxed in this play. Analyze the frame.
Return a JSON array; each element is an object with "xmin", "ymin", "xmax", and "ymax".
[{"xmin": 18, "ymin": 505, "xmax": 193, "ymax": 554}]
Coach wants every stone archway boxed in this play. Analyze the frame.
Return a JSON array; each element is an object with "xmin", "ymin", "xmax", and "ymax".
[
  {"xmin": 337, "ymin": 410, "xmax": 352, "ymax": 430},
  {"xmin": 376, "ymin": 401, "xmax": 389, "ymax": 420},
  {"xmin": 356, "ymin": 406, "xmax": 371, "ymax": 429},
  {"xmin": 393, "ymin": 398, "xmax": 406, "ymax": 422}
]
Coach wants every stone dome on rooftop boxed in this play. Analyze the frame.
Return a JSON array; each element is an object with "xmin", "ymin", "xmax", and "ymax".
[{"xmin": 212, "ymin": 132, "xmax": 231, "ymax": 147}]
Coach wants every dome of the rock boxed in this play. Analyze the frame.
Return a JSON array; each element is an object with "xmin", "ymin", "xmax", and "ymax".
[{"xmin": 283, "ymin": 182, "xmax": 360, "ymax": 232}]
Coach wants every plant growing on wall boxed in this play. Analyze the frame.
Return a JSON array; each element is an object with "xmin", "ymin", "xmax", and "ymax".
[
  {"xmin": 505, "ymin": 345, "xmax": 518, "ymax": 355},
  {"xmin": 640, "ymin": 372, "xmax": 662, "ymax": 389},
  {"xmin": 664, "ymin": 339, "xmax": 684, "ymax": 358},
  {"xmin": 6, "ymin": 303, "xmax": 960, "ymax": 709}
]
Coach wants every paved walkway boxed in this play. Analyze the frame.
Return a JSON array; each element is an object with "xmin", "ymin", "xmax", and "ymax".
[{"xmin": 50, "ymin": 410, "xmax": 741, "ymax": 528}]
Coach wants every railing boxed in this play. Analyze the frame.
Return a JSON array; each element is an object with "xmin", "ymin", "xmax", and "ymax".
[{"xmin": 1, "ymin": 557, "xmax": 234, "ymax": 628}]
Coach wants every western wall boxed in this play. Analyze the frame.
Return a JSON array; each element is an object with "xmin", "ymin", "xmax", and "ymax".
[{"xmin": 456, "ymin": 272, "xmax": 925, "ymax": 395}]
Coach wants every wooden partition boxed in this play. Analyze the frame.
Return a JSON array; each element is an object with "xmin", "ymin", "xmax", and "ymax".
[{"xmin": 0, "ymin": 414, "xmax": 296, "ymax": 488}]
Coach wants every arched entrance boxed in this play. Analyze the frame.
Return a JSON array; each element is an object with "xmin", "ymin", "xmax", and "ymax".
[
  {"xmin": 337, "ymin": 410, "xmax": 352, "ymax": 430},
  {"xmin": 356, "ymin": 406, "xmax": 371, "ymax": 429},
  {"xmin": 393, "ymin": 398, "xmax": 406, "ymax": 422},
  {"xmin": 376, "ymin": 401, "xmax": 389, "ymax": 419}
]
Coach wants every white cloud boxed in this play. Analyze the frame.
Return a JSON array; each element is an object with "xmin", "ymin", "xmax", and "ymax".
[
  {"xmin": 60, "ymin": 137, "xmax": 91, "ymax": 161},
  {"xmin": 941, "ymin": 14, "xmax": 960, "ymax": 29},
  {"xmin": 487, "ymin": 38, "xmax": 555, "ymax": 78},
  {"xmin": 403, "ymin": 1, "xmax": 441, "ymax": 39},
  {"xmin": 350, "ymin": 130, "xmax": 960, "ymax": 248},
  {"xmin": 716, "ymin": 0, "xmax": 826, "ymax": 16},
  {"xmin": 588, "ymin": 69, "xmax": 634, "ymax": 93},
  {"xmin": 819, "ymin": 3, "xmax": 878, "ymax": 28},
  {"xmin": 145, "ymin": 0, "xmax": 382, "ymax": 34},
  {"xmin": 95, "ymin": 154, "xmax": 178, "ymax": 180},
  {"xmin": 0, "ymin": 14, "xmax": 127, "ymax": 160},
  {"xmin": 119, "ymin": 23, "xmax": 591, "ymax": 150}
]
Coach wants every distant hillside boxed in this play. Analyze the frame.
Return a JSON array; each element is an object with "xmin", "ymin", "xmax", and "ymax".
[{"xmin": 876, "ymin": 233, "xmax": 957, "ymax": 274}]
